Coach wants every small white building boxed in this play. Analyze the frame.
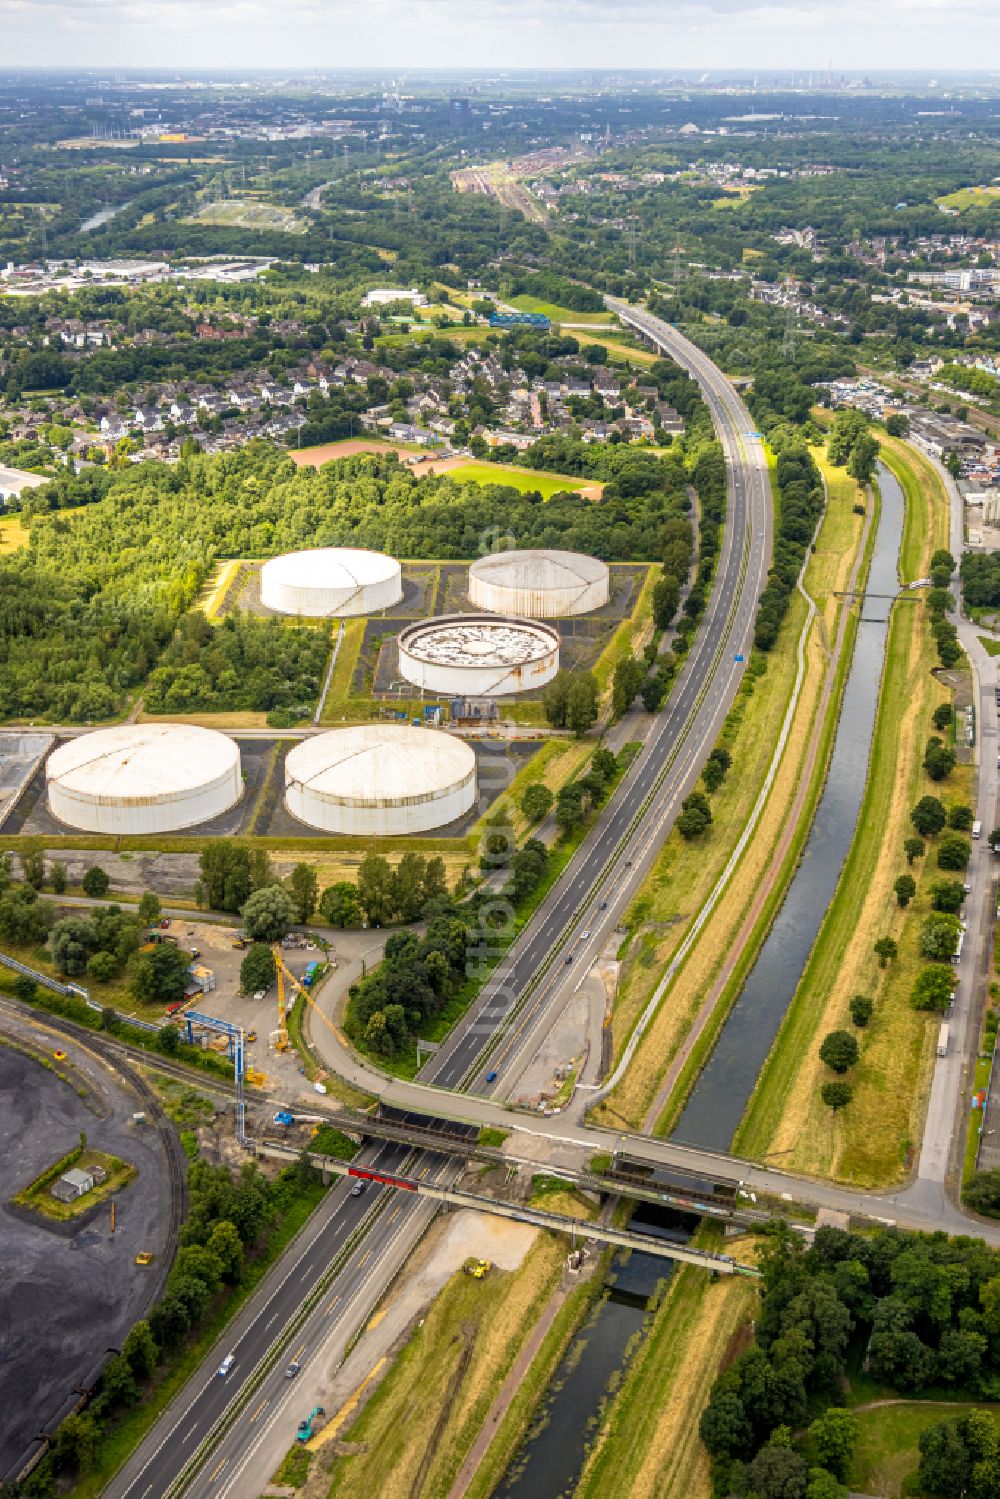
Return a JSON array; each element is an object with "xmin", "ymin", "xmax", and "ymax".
[{"xmin": 363, "ymin": 287, "xmax": 428, "ymax": 308}]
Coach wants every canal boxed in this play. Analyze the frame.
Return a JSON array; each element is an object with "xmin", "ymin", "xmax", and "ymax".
[{"xmin": 673, "ymin": 461, "xmax": 906, "ymax": 1152}]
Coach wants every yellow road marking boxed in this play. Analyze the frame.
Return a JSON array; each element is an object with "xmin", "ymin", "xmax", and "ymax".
[{"xmin": 306, "ymin": 1357, "xmax": 389, "ymax": 1451}]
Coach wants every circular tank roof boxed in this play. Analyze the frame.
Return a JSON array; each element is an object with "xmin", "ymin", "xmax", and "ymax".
[
  {"xmin": 470, "ymin": 549, "xmax": 608, "ymax": 593},
  {"xmin": 262, "ymin": 547, "xmax": 399, "ymax": 593},
  {"xmin": 46, "ymin": 724, "xmax": 240, "ymax": 807},
  {"xmin": 399, "ymin": 615, "xmax": 559, "ymax": 669},
  {"xmin": 285, "ymin": 724, "xmax": 476, "ymax": 806}
]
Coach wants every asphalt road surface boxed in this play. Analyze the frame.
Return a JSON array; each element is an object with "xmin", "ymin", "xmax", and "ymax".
[{"xmin": 421, "ymin": 303, "xmax": 772, "ymax": 1094}]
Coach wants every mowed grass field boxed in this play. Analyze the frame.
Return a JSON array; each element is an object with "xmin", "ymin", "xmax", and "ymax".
[
  {"xmin": 508, "ymin": 294, "xmax": 617, "ymax": 326},
  {"xmin": 445, "ymin": 460, "xmax": 603, "ymax": 499},
  {"xmin": 937, "ymin": 185, "xmax": 1000, "ymax": 211},
  {"xmin": 733, "ymin": 446, "xmax": 955, "ymax": 1185}
]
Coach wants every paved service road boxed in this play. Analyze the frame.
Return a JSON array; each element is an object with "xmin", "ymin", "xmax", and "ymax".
[{"xmin": 420, "ymin": 301, "xmax": 772, "ymax": 1097}]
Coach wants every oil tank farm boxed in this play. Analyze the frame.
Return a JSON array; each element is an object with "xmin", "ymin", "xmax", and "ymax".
[
  {"xmin": 397, "ymin": 615, "xmax": 559, "ymax": 697},
  {"xmin": 468, "ymin": 548, "xmax": 609, "ymax": 617},
  {"xmin": 46, "ymin": 724, "xmax": 242, "ymax": 834},
  {"xmin": 284, "ymin": 724, "xmax": 477, "ymax": 835},
  {"xmin": 260, "ymin": 546, "xmax": 402, "ymax": 617}
]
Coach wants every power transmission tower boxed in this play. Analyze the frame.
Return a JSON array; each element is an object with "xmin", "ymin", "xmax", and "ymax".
[{"xmin": 625, "ymin": 217, "xmax": 639, "ymax": 271}]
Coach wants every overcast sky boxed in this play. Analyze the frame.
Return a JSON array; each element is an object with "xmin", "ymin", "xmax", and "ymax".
[{"xmin": 1, "ymin": 0, "xmax": 998, "ymax": 74}]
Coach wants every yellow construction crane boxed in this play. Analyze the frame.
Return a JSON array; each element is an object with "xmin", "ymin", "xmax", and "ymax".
[{"xmin": 270, "ymin": 943, "xmax": 342, "ymax": 1059}]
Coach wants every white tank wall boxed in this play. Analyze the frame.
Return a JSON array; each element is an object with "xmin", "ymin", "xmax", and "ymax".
[
  {"xmin": 397, "ymin": 622, "xmax": 559, "ymax": 697},
  {"xmin": 286, "ymin": 767, "xmax": 476, "ymax": 836},
  {"xmin": 260, "ymin": 549, "xmax": 402, "ymax": 618},
  {"xmin": 468, "ymin": 552, "xmax": 610, "ymax": 618},
  {"xmin": 47, "ymin": 759, "xmax": 242, "ymax": 835}
]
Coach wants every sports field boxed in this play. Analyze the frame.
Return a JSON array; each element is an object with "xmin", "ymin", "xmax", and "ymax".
[
  {"xmin": 936, "ymin": 185, "xmax": 1000, "ymax": 211},
  {"xmin": 508, "ymin": 294, "xmax": 616, "ymax": 327}
]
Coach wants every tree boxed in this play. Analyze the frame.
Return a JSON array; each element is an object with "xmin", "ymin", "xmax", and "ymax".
[
  {"xmin": 923, "ymin": 737, "xmax": 956, "ymax": 782},
  {"xmin": 11, "ymin": 973, "xmax": 36, "ymax": 1003},
  {"xmin": 566, "ymin": 675, "xmax": 600, "ymax": 735},
  {"xmin": 286, "ymin": 863, "xmax": 318, "ymax": 924},
  {"xmin": 240, "ymin": 943, "xmax": 275, "ymax": 995},
  {"xmin": 241, "ymin": 884, "xmax": 295, "ymax": 942},
  {"xmin": 51, "ymin": 1413, "xmax": 98, "ymax": 1477},
  {"xmin": 894, "ymin": 874, "xmax": 916, "ymax": 908},
  {"xmin": 82, "ymin": 865, "xmax": 110, "ymax": 899},
  {"xmin": 989, "ymin": 828, "xmax": 1000, "ymax": 854},
  {"xmin": 87, "ymin": 950, "xmax": 119, "ymax": 983},
  {"xmin": 819, "ymin": 1030, "xmax": 859, "ymax": 1074},
  {"xmin": 937, "ymin": 833, "xmax": 971, "ymax": 871},
  {"xmin": 391, "ymin": 851, "xmax": 430, "ymax": 923},
  {"xmin": 138, "ymin": 891, "xmax": 161, "ymax": 925},
  {"xmin": 874, "ymin": 935, "xmax": 898, "ymax": 968},
  {"xmin": 849, "ymin": 994, "xmax": 874, "ymax": 1027},
  {"xmin": 101, "ymin": 1350, "xmax": 139, "ymax": 1407},
  {"xmin": 746, "ymin": 1443, "xmax": 809, "ymax": 1499},
  {"xmin": 20, "ymin": 846, "xmax": 45, "ymax": 890},
  {"xmin": 206, "ymin": 1219, "xmax": 245, "ymax": 1282},
  {"xmin": 948, "ymin": 803, "xmax": 974, "ymax": 832},
  {"xmin": 357, "ymin": 851, "xmax": 394, "ymax": 927},
  {"xmin": 885, "ymin": 413, "xmax": 910, "ymax": 438},
  {"xmin": 904, "ymin": 836, "xmax": 926, "ymax": 865},
  {"xmin": 158, "ymin": 1024, "xmax": 180, "ymax": 1055},
  {"xmin": 963, "ymin": 1169, "xmax": 1000, "ymax": 1217},
  {"xmin": 821, "ymin": 1081, "xmax": 853, "ymax": 1111},
  {"xmin": 555, "ymin": 782, "xmax": 586, "ymax": 836},
  {"xmin": 918, "ymin": 1417, "xmax": 972, "ymax": 1496},
  {"xmin": 918, "ymin": 910, "xmax": 961, "ymax": 959},
  {"xmin": 911, "ymin": 796, "xmax": 947, "ymax": 837},
  {"xmin": 48, "ymin": 916, "xmax": 99, "ymax": 976},
  {"xmin": 911, "ymin": 964, "xmax": 955, "ymax": 1012},
  {"xmin": 521, "ymin": 782, "xmax": 554, "ymax": 824},
  {"xmin": 652, "ymin": 574, "xmax": 681, "ymax": 629},
  {"xmin": 698, "ymin": 1387, "xmax": 753, "ymax": 1458},
  {"xmin": 130, "ymin": 943, "xmax": 190, "ymax": 1004},
  {"xmin": 319, "ymin": 881, "xmax": 362, "ymax": 928},
  {"xmin": 50, "ymin": 861, "xmax": 67, "ymax": 895},
  {"xmin": 122, "ymin": 1320, "xmax": 159, "ymax": 1380},
  {"xmin": 930, "ymin": 878, "xmax": 965, "ymax": 914},
  {"xmin": 932, "ymin": 702, "xmax": 953, "ymax": 731},
  {"xmin": 809, "ymin": 1409, "xmax": 857, "ymax": 1481},
  {"xmin": 678, "ymin": 789, "xmax": 713, "ymax": 839},
  {"xmin": 612, "ymin": 656, "xmax": 646, "ymax": 719},
  {"xmin": 848, "ymin": 433, "xmax": 880, "ymax": 486},
  {"xmin": 806, "ymin": 1469, "xmax": 846, "ymax": 1499}
]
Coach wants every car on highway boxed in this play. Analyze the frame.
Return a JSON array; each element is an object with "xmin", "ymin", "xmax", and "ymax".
[
  {"xmin": 284, "ymin": 1362, "xmax": 301, "ymax": 1379},
  {"xmin": 599, "ymin": 900, "xmax": 608, "ymax": 910},
  {"xmin": 581, "ymin": 929, "xmax": 591, "ymax": 939},
  {"xmin": 564, "ymin": 953, "xmax": 573, "ymax": 964},
  {"xmin": 217, "ymin": 1353, "xmax": 235, "ymax": 1378},
  {"xmin": 486, "ymin": 1070, "xmax": 498, "ymax": 1083},
  {"xmin": 350, "ymin": 1181, "xmax": 367, "ymax": 1197}
]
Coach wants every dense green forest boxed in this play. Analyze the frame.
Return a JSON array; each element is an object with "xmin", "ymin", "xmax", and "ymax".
[
  {"xmin": 1, "ymin": 440, "xmax": 693, "ymax": 722},
  {"xmin": 701, "ymin": 1225, "xmax": 1000, "ymax": 1498}
]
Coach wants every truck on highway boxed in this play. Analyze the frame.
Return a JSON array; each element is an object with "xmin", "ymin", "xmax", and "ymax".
[{"xmin": 938, "ymin": 1023, "xmax": 950, "ymax": 1057}]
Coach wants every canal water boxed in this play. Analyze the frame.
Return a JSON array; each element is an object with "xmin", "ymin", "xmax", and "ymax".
[
  {"xmin": 496, "ymin": 1207, "xmax": 691, "ymax": 1499},
  {"xmin": 673, "ymin": 461, "xmax": 906, "ymax": 1152}
]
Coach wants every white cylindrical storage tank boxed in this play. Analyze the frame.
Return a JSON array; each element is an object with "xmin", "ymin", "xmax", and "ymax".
[
  {"xmin": 260, "ymin": 546, "xmax": 402, "ymax": 617},
  {"xmin": 46, "ymin": 724, "xmax": 242, "ymax": 835},
  {"xmin": 397, "ymin": 614, "xmax": 559, "ymax": 697},
  {"xmin": 469, "ymin": 548, "xmax": 609, "ymax": 617},
  {"xmin": 284, "ymin": 724, "xmax": 477, "ymax": 835}
]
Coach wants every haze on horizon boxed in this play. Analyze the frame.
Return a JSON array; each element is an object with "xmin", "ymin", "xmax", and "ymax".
[{"xmin": 1, "ymin": 0, "xmax": 997, "ymax": 77}]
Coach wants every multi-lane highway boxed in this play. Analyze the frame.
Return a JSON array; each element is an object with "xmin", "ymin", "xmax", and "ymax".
[
  {"xmin": 96, "ymin": 303, "xmax": 774, "ymax": 1497},
  {"xmin": 422, "ymin": 303, "xmax": 772, "ymax": 1095}
]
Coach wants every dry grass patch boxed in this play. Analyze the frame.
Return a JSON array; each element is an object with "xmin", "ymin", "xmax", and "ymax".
[
  {"xmin": 137, "ymin": 710, "xmax": 269, "ymax": 728},
  {"xmin": 0, "ymin": 512, "xmax": 28, "ymax": 554},
  {"xmin": 323, "ymin": 1237, "xmax": 564, "ymax": 1499}
]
